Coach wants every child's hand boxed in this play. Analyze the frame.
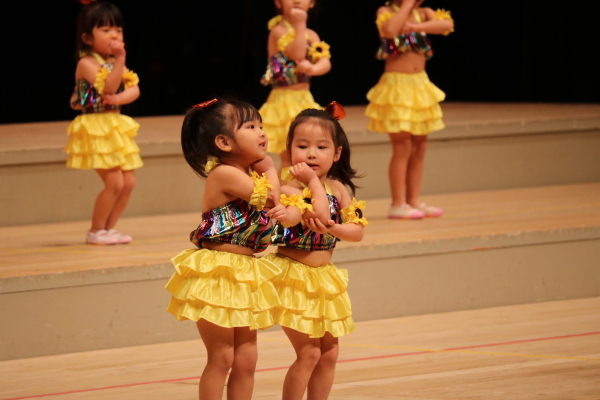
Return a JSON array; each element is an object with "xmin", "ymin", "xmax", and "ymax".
[
  {"xmin": 109, "ymin": 40, "xmax": 126, "ymax": 58},
  {"xmin": 296, "ymin": 60, "xmax": 314, "ymax": 75},
  {"xmin": 304, "ymin": 218, "xmax": 335, "ymax": 234},
  {"xmin": 289, "ymin": 8, "xmax": 308, "ymax": 27},
  {"xmin": 400, "ymin": 22, "xmax": 417, "ymax": 34},
  {"xmin": 251, "ymin": 156, "xmax": 275, "ymax": 174},
  {"xmin": 289, "ymin": 162, "xmax": 318, "ymax": 185},
  {"xmin": 102, "ymin": 93, "xmax": 122, "ymax": 105}
]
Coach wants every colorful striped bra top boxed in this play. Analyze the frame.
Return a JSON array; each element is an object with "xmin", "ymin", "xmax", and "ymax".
[
  {"xmin": 272, "ymin": 183, "xmax": 341, "ymax": 251},
  {"xmin": 260, "ymin": 51, "xmax": 312, "ymax": 88},
  {"xmin": 70, "ymin": 53, "xmax": 139, "ymax": 114},
  {"xmin": 189, "ymin": 198, "xmax": 273, "ymax": 252},
  {"xmin": 376, "ymin": 8, "xmax": 433, "ymax": 61}
]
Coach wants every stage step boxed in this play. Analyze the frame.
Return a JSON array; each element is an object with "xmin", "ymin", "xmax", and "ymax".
[
  {"xmin": 1, "ymin": 183, "xmax": 599, "ymax": 360},
  {"xmin": 1, "ymin": 103, "xmax": 600, "ymax": 226}
]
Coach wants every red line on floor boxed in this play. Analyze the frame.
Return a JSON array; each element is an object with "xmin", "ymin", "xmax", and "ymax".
[{"xmin": 4, "ymin": 331, "xmax": 599, "ymax": 400}]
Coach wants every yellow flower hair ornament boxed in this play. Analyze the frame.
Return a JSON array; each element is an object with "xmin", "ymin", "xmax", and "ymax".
[
  {"xmin": 434, "ymin": 9, "xmax": 454, "ymax": 35},
  {"xmin": 341, "ymin": 198, "xmax": 368, "ymax": 226},
  {"xmin": 249, "ymin": 171, "xmax": 273, "ymax": 211},
  {"xmin": 93, "ymin": 67, "xmax": 110, "ymax": 94},
  {"xmin": 308, "ymin": 41, "xmax": 331, "ymax": 61}
]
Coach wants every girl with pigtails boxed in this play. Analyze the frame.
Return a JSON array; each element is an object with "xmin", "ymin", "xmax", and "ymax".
[
  {"xmin": 66, "ymin": 0, "xmax": 142, "ymax": 244},
  {"xmin": 165, "ymin": 98, "xmax": 293, "ymax": 400},
  {"xmin": 366, "ymin": 0, "xmax": 454, "ymax": 220},
  {"xmin": 259, "ymin": 0, "xmax": 332, "ymax": 177}
]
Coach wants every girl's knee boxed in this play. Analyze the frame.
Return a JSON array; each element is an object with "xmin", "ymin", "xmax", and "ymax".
[
  {"xmin": 297, "ymin": 346, "xmax": 322, "ymax": 369},
  {"xmin": 208, "ymin": 349, "xmax": 235, "ymax": 372},
  {"xmin": 319, "ymin": 346, "xmax": 339, "ymax": 367}
]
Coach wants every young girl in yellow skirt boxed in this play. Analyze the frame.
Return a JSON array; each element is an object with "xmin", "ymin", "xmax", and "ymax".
[
  {"xmin": 264, "ymin": 102, "xmax": 367, "ymax": 400},
  {"xmin": 365, "ymin": 0, "xmax": 454, "ymax": 219},
  {"xmin": 259, "ymin": 0, "xmax": 332, "ymax": 177},
  {"xmin": 165, "ymin": 98, "xmax": 291, "ymax": 400},
  {"xmin": 66, "ymin": 0, "xmax": 142, "ymax": 244}
]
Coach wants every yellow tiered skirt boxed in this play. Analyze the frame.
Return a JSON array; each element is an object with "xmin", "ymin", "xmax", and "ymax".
[
  {"xmin": 264, "ymin": 253, "xmax": 355, "ymax": 338},
  {"xmin": 259, "ymin": 89, "xmax": 321, "ymax": 154},
  {"xmin": 166, "ymin": 249, "xmax": 282, "ymax": 330},
  {"xmin": 65, "ymin": 112, "xmax": 143, "ymax": 170},
  {"xmin": 365, "ymin": 71, "xmax": 446, "ymax": 135}
]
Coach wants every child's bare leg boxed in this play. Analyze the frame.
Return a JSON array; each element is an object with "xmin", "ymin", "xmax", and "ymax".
[
  {"xmin": 307, "ymin": 333, "xmax": 339, "ymax": 400},
  {"xmin": 227, "ymin": 327, "xmax": 258, "ymax": 400},
  {"xmin": 282, "ymin": 327, "xmax": 322, "ymax": 400},
  {"xmin": 406, "ymin": 135, "xmax": 428, "ymax": 207},
  {"xmin": 197, "ymin": 319, "xmax": 235, "ymax": 400},
  {"xmin": 105, "ymin": 169, "xmax": 136, "ymax": 230},
  {"xmin": 388, "ymin": 132, "xmax": 412, "ymax": 207},
  {"xmin": 91, "ymin": 167, "xmax": 125, "ymax": 231}
]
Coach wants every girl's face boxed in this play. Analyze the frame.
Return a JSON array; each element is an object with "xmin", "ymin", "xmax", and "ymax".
[
  {"xmin": 84, "ymin": 25, "xmax": 123, "ymax": 58},
  {"xmin": 231, "ymin": 119, "xmax": 268, "ymax": 165},
  {"xmin": 290, "ymin": 120, "xmax": 341, "ymax": 180},
  {"xmin": 276, "ymin": 0, "xmax": 314, "ymax": 15}
]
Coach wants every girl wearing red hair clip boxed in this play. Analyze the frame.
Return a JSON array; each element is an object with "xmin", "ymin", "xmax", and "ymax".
[
  {"xmin": 165, "ymin": 98, "xmax": 293, "ymax": 400},
  {"xmin": 264, "ymin": 102, "xmax": 367, "ymax": 400},
  {"xmin": 66, "ymin": 0, "xmax": 142, "ymax": 244},
  {"xmin": 366, "ymin": 0, "xmax": 454, "ymax": 220},
  {"xmin": 259, "ymin": 0, "xmax": 332, "ymax": 178}
]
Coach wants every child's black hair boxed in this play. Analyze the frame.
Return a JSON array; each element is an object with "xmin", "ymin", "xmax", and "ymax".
[
  {"xmin": 181, "ymin": 98, "xmax": 262, "ymax": 178},
  {"xmin": 286, "ymin": 108, "xmax": 361, "ymax": 195},
  {"xmin": 75, "ymin": 1, "xmax": 124, "ymax": 59}
]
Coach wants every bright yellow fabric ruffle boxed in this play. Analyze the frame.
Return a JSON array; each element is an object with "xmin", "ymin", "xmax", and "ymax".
[
  {"xmin": 166, "ymin": 248, "xmax": 283, "ymax": 330},
  {"xmin": 264, "ymin": 253, "xmax": 355, "ymax": 338},
  {"xmin": 259, "ymin": 89, "xmax": 321, "ymax": 154},
  {"xmin": 365, "ymin": 71, "xmax": 445, "ymax": 135},
  {"xmin": 65, "ymin": 113, "xmax": 143, "ymax": 170}
]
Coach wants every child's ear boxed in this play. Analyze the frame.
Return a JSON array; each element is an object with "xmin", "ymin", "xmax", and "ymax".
[
  {"xmin": 333, "ymin": 146, "xmax": 342, "ymax": 162},
  {"xmin": 82, "ymin": 33, "xmax": 93, "ymax": 46},
  {"xmin": 215, "ymin": 135, "xmax": 233, "ymax": 153}
]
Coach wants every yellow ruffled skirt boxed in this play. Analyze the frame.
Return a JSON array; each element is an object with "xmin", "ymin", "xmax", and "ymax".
[
  {"xmin": 259, "ymin": 89, "xmax": 321, "ymax": 154},
  {"xmin": 264, "ymin": 253, "xmax": 355, "ymax": 338},
  {"xmin": 166, "ymin": 248, "xmax": 282, "ymax": 330},
  {"xmin": 65, "ymin": 112, "xmax": 143, "ymax": 170},
  {"xmin": 365, "ymin": 71, "xmax": 446, "ymax": 135}
]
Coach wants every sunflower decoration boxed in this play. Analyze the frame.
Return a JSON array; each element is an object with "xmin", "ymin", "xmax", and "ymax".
[
  {"xmin": 341, "ymin": 198, "xmax": 368, "ymax": 226},
  {"xmin": 434, "ymin": 9, "xmax": 454, "ymax": 35},
  {"xmin": 249, "ymin": 171, "xmax": 273, "ymax": 211},
  {"xmin": 280, "ymin": 193, "xmax": 305, "ymax": 211},
  {"xmin": 122, "ymin": 68, "xmax": 139, "ymax": 89},
  {"xmin": 308, "ymin": 41, "xmax": 331, "ymax": 62},
  {"xmin": 301, "ymin": 187, "xmax": 314, "ymax": 213},
  {"xmin": 93, "ymin": 67, "xmax": 110, "ymax": 94}
]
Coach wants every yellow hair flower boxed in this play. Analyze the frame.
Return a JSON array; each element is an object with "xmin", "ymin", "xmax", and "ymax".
[
  {"xmin": 93, "ymin": 67, "xmax": 110, "ymax": 94},
  {"xmin": 308, "ymin": 41, "xmax": 331, "ymax": 61},
  {"xmin": 341, "ymin": 198, "xmax": 368, "ymax": 226},
  {"xmin": 434, "ymin": 9, "xmax": 454, "ymax": 35},
  {"xmin": 122, "ymin": 68, "xmax": 139, "ymax": 89},
  {"xmin": 249, "ymin": 171, "xmax": 273, "ymax": 211},
  {"xmin": 204, "ymin": 157, "xmax": 221, "ymax": 174},
  {"xmin": 267, "ymin": 15, "xmax": 283, "ymax": 30}
]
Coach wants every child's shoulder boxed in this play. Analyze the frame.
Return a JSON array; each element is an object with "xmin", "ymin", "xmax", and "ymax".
[
  {"xmin": 326, "ymin": 179, "xmax": 349, "ymax": 199},
  {"xmin": 376, "ymin": 5, "xmax": 393, "ymax": 15}
]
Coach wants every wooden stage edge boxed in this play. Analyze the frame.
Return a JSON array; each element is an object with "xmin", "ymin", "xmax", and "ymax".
[{"xmin": 1, "ymin": 296, "xmax": 599, "ymax": 400}]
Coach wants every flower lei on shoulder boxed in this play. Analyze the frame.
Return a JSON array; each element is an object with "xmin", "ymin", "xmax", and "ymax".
[
  {"xmin": 341, "ymin": 198, "xmax": 368, "ymax": 226},
  {"xmin": 249, "ymin": 171, "xmax": 273, "ymax": 211}
]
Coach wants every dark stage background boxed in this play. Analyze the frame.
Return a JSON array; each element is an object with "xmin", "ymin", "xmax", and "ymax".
[{"xmin": 2, "ymin": 0, "xmax": 599, "ymax": 124}]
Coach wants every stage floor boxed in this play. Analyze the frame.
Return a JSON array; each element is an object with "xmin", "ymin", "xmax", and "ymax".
[
  {"xmin": 1, "ymin": 182, "xmax": 600, "ymax": 283},
  {"xmin": 1, "ymin": 296, "xmax": 598, "ymax": 400}
]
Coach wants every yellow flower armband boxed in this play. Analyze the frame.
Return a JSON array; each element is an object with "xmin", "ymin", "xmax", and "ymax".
[
  {"xmin": 341, "ymin": 198, "xmax": 368, "ymax": 227},
  {"xmin": 93, "ymin": 67, "xmax": 110, "ymax": 94},
  {"xmin": 434, "ymin": 9, "xmax": 454, "ymax": 35},
  {"xmin": 375, "ymin": 10, "xmax": 393, "ymax": 34},
  {"xmin": 122, "ymin": 68, "xmax": 139, "ymax": 89},
  {"xmin": 249, "ymin": 171, "xmax": 273, "ymax": 211},
  {"xmin": 308, "ymin": 41, "xmax": 331, "ymax": 62},
  {"xmin": 280, "ymin": 194, "xmax": 306, "ymax": 211}
]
